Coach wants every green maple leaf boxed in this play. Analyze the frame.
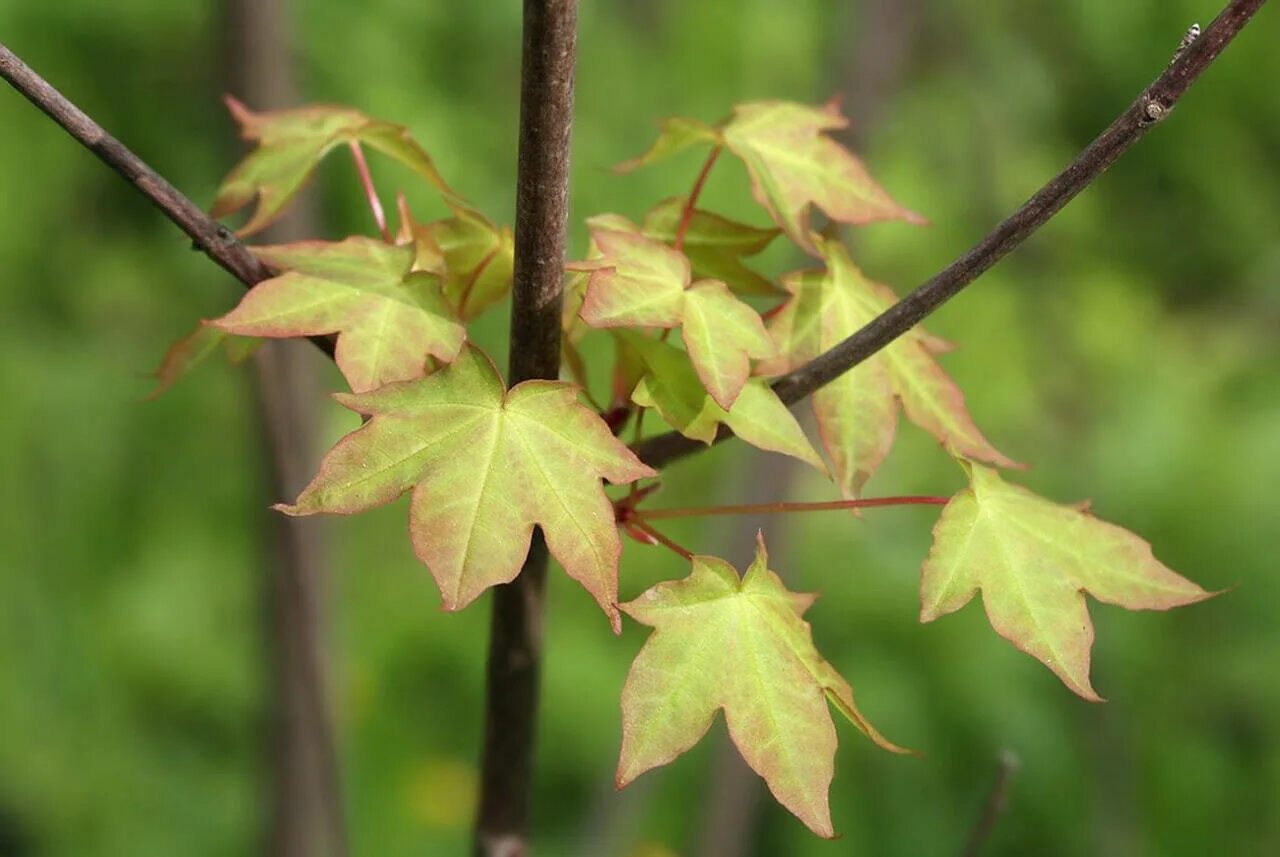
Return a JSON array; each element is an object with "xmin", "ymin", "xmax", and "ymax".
[
  {"xmin": 278, "ymin": 345, "xmax": 655, "ymax": 630},
  {"xmin": 641, "ymin": 198, "xmax": 782, "ymax": 297},
  {"xmin": 571, "ymin": 228, "xmax": 775, "ymax": 409},
  {"xmin": 210, "ymin": 237, "xmax": 465, "ymax": 393},
  {"xmin": 144, "ymin": 322, "xmax": 261, "ymax": 400},
  {"xmin": 616, "ymin": 100, "xmax": 922, "ymax": 254},
  {"xmin": 617, "ymin": 331, "xmax": 824, "ymax": 472},
  {"xmin": 396, "ymin": 197, "xmax": 515, "ymax": 321},
  {"xmin": 760, "ymin": 236, "xmax": 1017, "ymax": 496},
  {"xmin": 921, "ymin": 462, "xmax": 1215, "ymax": 700},
  {"xmin": 618, "ymin": 534, "xmax": 909, "ymax": 838},
  {"xmin": 211, "ymin": 97, "xmax": 457, "ymax": 236}
]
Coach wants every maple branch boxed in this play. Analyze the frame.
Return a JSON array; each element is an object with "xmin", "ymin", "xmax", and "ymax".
[
  {"xmin": 961, "ymin": 750, "xmax": 1020, "ymax": 857},
  {"xmin": 0, "ymin": 41, "xmax": 338, "ymax": 360},
  {"xmin": 475, "ymin": 2, "xmax": 578, "ymax": 855},
  {"xmin": 633, "ymin": 0, "xmax": 1268, "ymax": 469},
  {"xmin": 634, "ymin": 495, "xmax": 949, "ymax": 521},
  {"xmin": 631, "ymin": 519, "xmax": 695, "ymax": 560},
  {"xmin": 347, "ymin": 139, "xmax": 390, "ymax": 241}
]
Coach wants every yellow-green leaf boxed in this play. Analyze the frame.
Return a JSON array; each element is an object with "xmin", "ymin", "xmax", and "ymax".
[
  {"xmin": 613, "ymin": 117, "xmax": 722, "ymax": 173},
  {"xmin": 619, "ymin": 332, "xmax": 823, "ymax": 472},
  {"xmin": 572, "ymin": 227, "xmax": 774, "ymax": 408},
  {"xmin": 642, "ymin": 198, "xmax": 783, "ymax": 297},
  {"xmin": 760, "ymin": 236, "xmax": 1016, "ymax": 496},
  {"xmin": 212, "ymin": 97, "xmax": 457, "ymax": 236},
  {"xmin": 210, "ymin": 237, "xmax": 465, "ymax": 393},
  {"xmin": 721, "ymin": 100, "xmax": 923, "ymax": 253},
  {"xmin": 921, "ymin": 462, "xmax": 1215, "ymax": 700},
  {"xmin": 279, "ymin": 345, "xmax": 655, "ymax": 629},
  {"xmin": 618, "ymin": 534, "xmax": 908, "ymax": 838}
]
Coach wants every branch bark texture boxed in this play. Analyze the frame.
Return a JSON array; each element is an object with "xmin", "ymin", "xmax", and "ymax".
[{"xmin": 475, "ymin": 2, "xmax": 578, "ymax": 856}]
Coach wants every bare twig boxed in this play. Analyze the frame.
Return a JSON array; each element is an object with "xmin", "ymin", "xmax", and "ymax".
[
  {"xmin": 961, "ymin": 750, "xmax": 1020, "ymax": 857},
  {"xmin": 473, "ymin": 2, "xmax": 579, "ymax": 856},
  {"xmin": 633, "ymin": 0, "xmax": 1268, "ymax": 469},
  {"xmin": 0, "ymin": 40, "xmax": 336, "ymax": 359}
]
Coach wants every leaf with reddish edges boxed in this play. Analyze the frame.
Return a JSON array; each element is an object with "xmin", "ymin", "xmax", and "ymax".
[
  {"xmin": 615, "ymin": 101, "xmax": 921, "ymax": 255},
  {"xmin": 618, "ymin": 534, "xmax": 909, "ymax": 837},
  {"xmin": 572, "ymin": 228, "xmax": 774, "ymax": 408},
  {"xmin": 642, "ymin": 198, "xmax": 783, "ymax": 297},
  {"xmin": 146, "ymin": 322, "xmax": 263, "ymax": 400},
  {"xmin": 278, "ymin": 345, "xmax": 654, "ymax": 629},
  {"xmin": 212, "ymin": 97, "xmax": 457, "ymax": 236},
  {"xmin": 613, "ymin": 117, "xmax": 721, "ymax": 173},
  {"xmin": 722, "ymin": 101, "xmax": 924, "ymax": 253},
  {"xmin": 618, "ymin": 332, "xmax": 823, "ymax": 472},
  {"xmin": 921, "ymin": 461, "xmax": 1215, "ymax": 700},
  {"xmin": 210, "ymin": 237, "xmax": 465, "ymax": 393},
  {"xmin": 397, "ymin": 197, "xmax": 515, "ymax": 321},
  {"xmin": 759, "ymin": 236, "xmax": 1017, "ymax": 496}
]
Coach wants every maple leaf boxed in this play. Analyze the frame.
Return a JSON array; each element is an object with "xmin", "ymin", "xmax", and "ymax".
[
  {"xmin": 641, "ymin": 198, "xmax": 783, "ymax": 297},
  {"xmin": 278, "ymin": 345, "xmax": 655, "ymax": 630},
  {"xmin": 759, "ymin": 236, "xmax": 1018, "ymax": 496},
  {"xmin": 618, "ymin": 534, "xmax": 909, "ymax": 838},
  {"xmin": 211, "ymin": 97, "xmax": 457, "ymax": 236},
  {"xmin": 921, "ymin": 461, "xmax": 1215, "ymax": 700},
  {"xmin": 145, "ymin": 322, "xmax": 259, "ymax": 400},
  {"xmin": 396, "ymin": 196, "xmax": 515, "ymax": 321},
  {"xmin": 617, "ymin": 331, "xmax": 824, "ymax": 472},
  {"xmin": 615, "ymin": 101, "xmax": 922, "ymax": 255},
  {"xmin": 572, "ymin": 228, "xmax": 775, "ymax": 409},
  {"xmin": 210, "ymin": 237, "xmax": 465, "ymax": 393}
]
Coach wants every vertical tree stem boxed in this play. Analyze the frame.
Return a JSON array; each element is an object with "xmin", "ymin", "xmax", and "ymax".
[{"xmin": 474, "ymin": 2, "xmax": 578, "ymax": 855}]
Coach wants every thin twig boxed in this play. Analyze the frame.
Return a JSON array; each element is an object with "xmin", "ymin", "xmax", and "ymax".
[
  {"xmin": 630, "ymin": 519, "xmax": 694, "ymax": 560},
  {"xmin": 633, "ymin": 0, "xmax": 1268, "ymax": 469},
  {"xmin": 633, "ymin": 495, "xmax": 948, "ymax": 520},
  {"xmin": 474, "ymin": 2, "xmax": 579, "ymax": 856},
  {"xmin": 0, "ymin": 41, "xmax": 337, "ymax": 360},
  {"xmin": 961, "ymin": 750, "xmax": 1020, "ymax": 857}
]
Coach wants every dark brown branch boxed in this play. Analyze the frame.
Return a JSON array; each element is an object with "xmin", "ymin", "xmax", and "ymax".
[
  {"xmin": 961, "ymin": 750, "xmax": 1020, "ymax": 857},
  {"xmin": 0, "ymin": 41, "xmax": 336, "ymax": 359},
  {"xmin": 474, "ymin": 2, "xmax": 578, "ymax": 856},
  {"xmin": 634, "ymin": 0, "xmax": 1267, "ymax": 470}
]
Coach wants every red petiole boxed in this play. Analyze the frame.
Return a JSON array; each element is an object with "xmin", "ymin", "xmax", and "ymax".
[{"xmin": 348, "ymin": 140, "xmax": 390, "ymax": 242}]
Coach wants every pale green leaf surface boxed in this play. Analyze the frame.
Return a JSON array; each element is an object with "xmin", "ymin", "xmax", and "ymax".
[
  {"xmin": 212, "ymin": 98, "xmax": 457, "ymax": 236},
  {"xmin": 681, "ymin": 280, "xmax": 775, "ymax": 409},
  {"xmin": 720, "ymin": 100, "xmax": 923, "ymax": 253},
  {"xmin": 210, "ymin": 237, "xmax": 464, "ymax": 393},
  {"xmin": 621, "ymin": 332, "xmax": 824, "ymax": 472},
  {"xmin": 921, "ymin": 462, "xmax": 1215, "ymax": 700},
  {"xmin": 613, "ymin": 117, "xmax": 722, "ymax": 173},
  {"xmin": 618, "ymin": 534, "xmax": 907, "ymax": 837},
  {"xmin": 402, "ymin": 202, "xmax": 515, "ymax": 321},
  {"xmin": 278, "ymin": 346, "xmax": 655, "ymax": 629},
  {"xmin": 760, "ymin": 238, "xmax": 1016, "ymax": 495},
  {"xmin": 575, "ymin": 228, "xmax": 774, "ymax": 407},
  {"xmin": 642, "ymin": 198, "xmax": 782, "ymax": 297}
]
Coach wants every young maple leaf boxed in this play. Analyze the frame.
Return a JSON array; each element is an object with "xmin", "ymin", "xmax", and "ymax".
[
  {"xmin": 618, "ymin": 534, "xmax": 910, "ymax": 838},
  {"xmin": 571, "ymin": 228, "xmax": 775, "ymax": 409},
  {"xmin": 396, "ymin": 196, "xmax": 515, "ymax": 321},
  {"xmin": 209, "ymin": 237, "xmax": 465, "ymax": 393},
  {"xmin": 277, "ymin": 345, "xmax": 654, "ymax": 630},
  {"xmin": 641, "ymin": 198, "xmax": 782, "ymax": 297},
  {"xmin": 145, "ymin": 322, "xmax": 260, "ymax": 400},
  {"xmin": 211, "ymin": 97, "xmax": 457, "ymax": 236},
  {"xmin": 759, "ymin": 236, "xmax": 1018, "ymax": 496},
  {"xmin": 617, "ymin": 331, "xmax": 825, "ymax": 473},
  {"xmin": 616, "ymin": 101, "xmax": 922, "ymax": 255},
  {"xmin": 921, "ymin": 462, "xmax": 1216, "ymax": 700}
]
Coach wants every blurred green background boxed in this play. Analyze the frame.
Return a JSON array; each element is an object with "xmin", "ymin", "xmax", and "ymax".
[{"xmin": 1, "ymin": 0, "xmax": 1277, "ymax": 855}]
